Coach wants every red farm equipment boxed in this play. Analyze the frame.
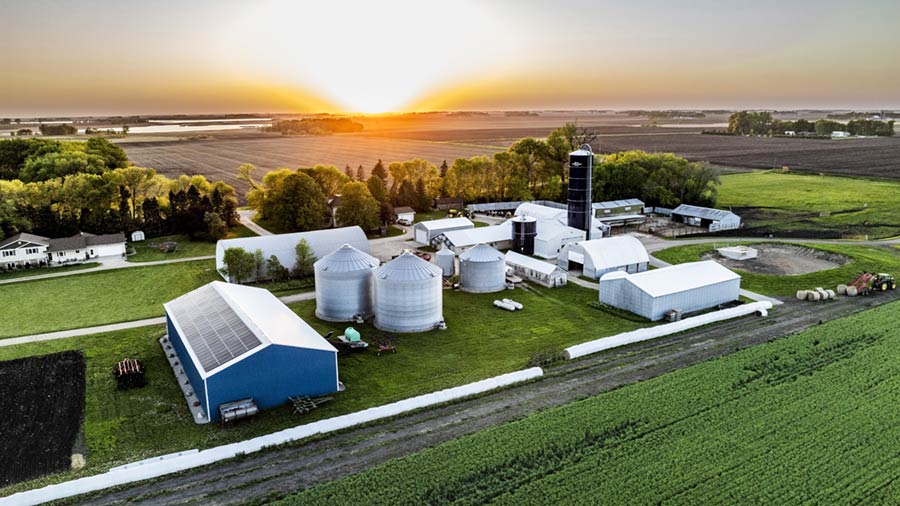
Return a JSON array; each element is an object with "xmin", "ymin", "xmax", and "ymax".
[{"xmin": 841, "ymin": 272, "xmax": 896, "ymax": 296}]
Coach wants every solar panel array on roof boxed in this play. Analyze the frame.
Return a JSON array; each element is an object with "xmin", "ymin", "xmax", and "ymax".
[{"xmin": 167, "ymin": 284, "xmax": 262, "ymax": 373}]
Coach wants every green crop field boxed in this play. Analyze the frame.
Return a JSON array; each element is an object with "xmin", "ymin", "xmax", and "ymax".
[
  {"xmin": 718, "ymin": 171, "xmax": 900, "ymax": 239},
  {"xmin": 280, "ymin": 300, "xmax": 900, "ymax": 506},
  {"xmin": 126, "ymin": 225, "xmax": 256, "ymax": 262},
  {"xmin": 0, "ymin": 282, "xmax": 641, "ymax": 494},
  {"xmin": 654, "ymin": 242, "xmax": 900, "ymax": 296},
  {"xmin": 0, "ymin": 260, "xmax": 220, "ymax": 339}
]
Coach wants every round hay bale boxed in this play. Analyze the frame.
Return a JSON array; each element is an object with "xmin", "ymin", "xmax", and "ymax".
[
  {"xmin": 796, "ymin": 290, "xmax": 808, "ymax": 300},
  {"xmin": 816, "ymin": 288, "xmax": 829, "ymax": 299},
  {"xmin": 807, "ymin": 291, "xmax": 821, "ymax": 301},
  {"xmin": 846, "ymin": 286, "xmax": 858, "ymax": 297},
  {"xmin": 826, "ymin": 289, "xmax": 836, "ymax": 299},
  {"xmin": 837, "ymin": 284, "xmax": 847, "ymax": 295}
]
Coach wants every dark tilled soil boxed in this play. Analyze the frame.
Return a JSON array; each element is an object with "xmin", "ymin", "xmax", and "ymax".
[
  {"xmin": 64, "ymin": 292, "xmax": 900, "ymax": 505},
  {"xmin": 0, "ymin": 351, "xmax": 85, "ymax": 487}
]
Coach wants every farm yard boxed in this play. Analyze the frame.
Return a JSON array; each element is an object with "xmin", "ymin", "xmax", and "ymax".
[
  {"xmin": 279, "ymin": 300, "xmax": 900, "ymax": 506},
  {"xmin": 0, "ymin": 351, "xmax": 85, "ymax": 487},
  {"xmin": 0, "ymin": 283, "xmax": 644, "ymax": 495}
]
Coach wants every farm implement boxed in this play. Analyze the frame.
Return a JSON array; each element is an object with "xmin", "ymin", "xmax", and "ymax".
[{"xmin": 837, "ymin": 272, "xmax": 896, "ymax": 297}]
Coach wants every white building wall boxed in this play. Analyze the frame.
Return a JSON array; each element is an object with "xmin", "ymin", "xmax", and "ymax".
[
  {"xmin": 1, "ymin": 246, "xmax": 48, "ymax": 267},
  {"xmin": 90, "ymin": 243, "xmax": 126, "ymax": 259}
]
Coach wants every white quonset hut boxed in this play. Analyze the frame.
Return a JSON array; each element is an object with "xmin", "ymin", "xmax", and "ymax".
[
  {"xmin": 373, "ymin": 251, "xmax": 444, "ymax": 332},
  {"xmin": 671, "ymin": 205, "xmax": 741, "ymax": 232},
  {"xmin": 215, "ymin": 226, "xmax": 369, "ymax": 282},
  {"xmin": 436, "ymin": 247, "xmax": 456, "ymax": 277},
  {"xmin": 413, "ymin": 217, "xmax": 474, "ymax": 245},
  {"xmin": 459, "ymin": 244, "xmax": 506, "ymax": 293},
  {"xmin": 314, "ymin": 244, "xmax": 380, "ymax": 322},
  {"xmin": 164, "ymin": 282, "xmax": 339, "ymax": 423},
  {"xmin": 599, "ymin": 260, "xmax": 741, "ymax": 321},
  {"xmin": 558, "ymin": 236, "xmax": 650, "ymax": 278},
  {"xmin": 505, "ymin": 251, "xmax": 567, "ymax": 288}
]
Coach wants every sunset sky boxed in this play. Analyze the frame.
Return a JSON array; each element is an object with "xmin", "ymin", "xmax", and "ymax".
[{"xmin": 2, "ymin": 0, "xmax": 899, "ymax": 116}]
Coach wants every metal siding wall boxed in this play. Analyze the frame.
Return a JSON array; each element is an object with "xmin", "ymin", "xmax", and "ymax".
[
  {"xmin": 649, "ymin": 279, "xmax": 741, "ymax": 320},
  {"xmin": 166, "ymin": 314, "xmax": 207, "ymax": 417},
  {"xmin": 205, "ymin": 346, "xmax": 338, "ymax": 421}
]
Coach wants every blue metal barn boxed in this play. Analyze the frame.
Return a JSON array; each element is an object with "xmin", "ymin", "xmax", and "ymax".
[{"xmin": 164, "ymin": 281, "xmax": 339, "ymax": 422}]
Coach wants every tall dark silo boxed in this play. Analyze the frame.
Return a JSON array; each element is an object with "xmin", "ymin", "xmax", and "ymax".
[
  {"xmin": 511, "ymin": 215, "xmax": 537, "ymax": 255},
  {"xmin": 567, "ymin": 144, "xmax": 593, "ymax": 240}
]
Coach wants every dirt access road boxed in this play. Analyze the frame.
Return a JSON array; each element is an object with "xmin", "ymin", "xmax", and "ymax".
[{"xmin": 67, "ymin": 291, "xmax": 900, "ymax": 506}]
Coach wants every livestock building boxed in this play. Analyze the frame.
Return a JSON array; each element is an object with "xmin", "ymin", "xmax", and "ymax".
[
  {"xmin": 164, "ymin": 282, "xmax": 339, "ymax": 423},
  {"xmin": 505, "ymin": 251, "xmax": 567, "ymax": 288},
  {"xmin": 513, "ymin": 203, "xmax": 607, "ymax": 259},
  {"xmin": 592, "ymin": 199, "xmax": 647, "ymax": 229},
  {"xmin": 435, "ymin": 220, "xmax": 512, "ymax": 252},
  {"xmin": 671, "ymin": 205, "xmax": 741, "ymax": 232},
  {"xmin": 558, "ymin": 236, "xmax": 650, "ymax": 278},
  {"xmin": 413, "ymin": 217, "xmax": 474, "ymax": 245},
  {"xmin": 215, "ymin": 226, "xmax": 369, "ymax": 283},
  {"xmin": 599, "ymin": 261, "xmax": 741, "ymax": 321}
]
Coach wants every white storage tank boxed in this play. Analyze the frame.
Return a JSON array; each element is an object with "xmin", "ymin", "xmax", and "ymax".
[
  {"xmin": 436, "ymin": 247, "xmax": 456, "ymax": 277},
  {"xmin": 373, "ymin": 251, "xmax": 444, "ymax": 332},
  {"xmin": 459, "ymin": 244, "xmax": 506, "ymax": 293},
  {"xmin": 314, "ymin": 244, "xmax": 380, "ymax": 322}
]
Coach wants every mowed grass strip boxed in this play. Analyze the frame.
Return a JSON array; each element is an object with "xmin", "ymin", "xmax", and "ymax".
[
  {"xmin": 279, "ymin": 300, "xmax": 900, "ymax": 506},
  {"xmin": 127, "ymin": 225, "xmax": 256, "ymax": 262},
  {"xmin": 653, "ymin": 242, "xmax": 900, "ymax": 296},
  {"xmin": 0, "ymin": 260, "xmax": 220, "ymax": 339},
  {"xmin": 0, "ymin": 283, "xmax": 639, "ymax": 494},
  {"xmin": 717, "ymin": 171, "xmax": 900, "ymax": 238}
]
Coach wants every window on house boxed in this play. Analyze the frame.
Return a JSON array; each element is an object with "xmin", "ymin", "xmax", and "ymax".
[
  {"xmin": 2, "ymin": 250, "xmax": 14, "ymax": 257},
  {"xmin": 58, "ymin": 251, "xmax": 65, "ymax": 257}
]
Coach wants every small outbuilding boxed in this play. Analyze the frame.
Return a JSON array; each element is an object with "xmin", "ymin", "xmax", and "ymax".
[
  {"xmin": 459, "ymin": 244, "xmax": 506, "ymax": 293},
  {"xmin": 505, "ymin": 251, "xmax": 567, "ymax": 288},
  {"xmin": 130, "ymin": 231, "xmax": 146, "ymax": 242},
  {"xmin": 558, "ymin": 236, "xmax": 650, "ymax": 278},
  {"xmin": 671, "ymin": 205, "xmax": 741, "ymax": 232},
  {"xmin": 164, "ymin": 282, "xmax": 339, "ymax": 423},
  {"xmin": 436, "ymin": 221, "xmax": 512, "ymax": 252},
  {"xmin": 413, "ymin": 217, "xmax": 474, "ymax": 245},
  {"xmin": 394, "ymin": 206, "xmax": 416, "ymax": 225},
  {"xmin": 599, "ymin": 260, "xmax": 740, "ymax": 321}
]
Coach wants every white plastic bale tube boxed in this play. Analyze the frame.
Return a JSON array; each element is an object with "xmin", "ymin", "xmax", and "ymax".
[
  {"xmin": 6, "ymin": 367, "xmax": 544, "ymax": 506},
  {"xmin": 564, "ymin": 301, "xmax": 774, "ymax": 360},
  {"xmin": 494, "ymin": 300, "xmax": 516, "ymax": 311}
]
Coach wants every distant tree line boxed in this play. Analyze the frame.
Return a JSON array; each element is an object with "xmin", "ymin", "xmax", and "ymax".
[
  {"xmin": 219, "ymin": 239, "xmax": 316, "ymax": 284},
  {"xmin": 38, "ymin": 124, "xmax": 78, "ymax": 136},
  {"xmin": 264, "ymin": 118, "xmax": 363, "ymax": 135},
  {"xmin": 726, "ymin": 111, "xmax": 894, "ymax": 137},
  {"xmin": 0, "ymin": 138, "xmax": 238, "ymax": 242},
  {"xmin": 242, "ymin": 123, "xmax": 721, "ymax": 233}
]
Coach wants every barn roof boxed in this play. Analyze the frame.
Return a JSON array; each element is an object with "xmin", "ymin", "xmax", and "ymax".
[
  {"xmin": 164, "ymin": 281, "xmax": 336, "ymax": 378},
  {"xmin": 440, "ymin": 221, "xmax": 512, "ymax": 248},
  {"xmin": 602, "ymin": 260, "xmax": 739, "ymax": 298},
  {"xmin": 592, "ymin": 198, "xmax": 645, "ymax": 210},
  {"xmin": 672, "ymin": 204, "xmax": 738, "ymax": 222},
  {"xmin": 579, "ymin": 236, "xmax": 649, "ymax": 270},
  {"xmin": 505, "ymin": 251, "xmax": 563, "ymax": 276},
  {"xmin": 414, "ymin": 217, "xmax": 474, "ymax": 231}
]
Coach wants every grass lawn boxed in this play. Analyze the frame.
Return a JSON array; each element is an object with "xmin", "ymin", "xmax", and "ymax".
[
  {"xmin": 414, "ymin": 210, "xmax": 448, "ymax": 223},
  {"xmin": 473, "ymin": 220, "xmax": 490, "ymax": 228},
  {"xmin": 0, "ymin": 283, "xmax": 642, "ymax": 493},
  {"xmin": 718, "ymin": 171, "xmax": 900, "ymax": 239},
  {"xmin": 252, "ymin": 214, "xmax": 291, "ymax": 235},
  {"xmin": 127, "ymin": 225, "xmax": 256, "ymax": 262},
  {"xmin": 0, "ymin": 260, "xmax": 220, "ymax": 339},
  {"xmin": 366, "ymin": 225, "xmax": 405, "ymax": 239},
  {"xmin": 653, "ymin": 242, "xmax": 900, "ymax": 296},
  {"xmin": 0, "ymin": 262, "xmax": 99, "ymax": 281}
]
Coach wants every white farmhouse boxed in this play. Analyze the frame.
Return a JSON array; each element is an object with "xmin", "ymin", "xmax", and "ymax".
[
  {"xmin": 0, "ymin": 233, "xmax": 50, "ymax": 270},
  {"xmin": 48, "ymin": 232, "xmax": 127, "ymax": 265}
]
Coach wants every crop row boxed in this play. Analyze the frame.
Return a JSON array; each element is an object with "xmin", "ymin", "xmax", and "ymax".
[{"xmin": 279, "ymin": 300, "xmax": 900, "ymax": 505}]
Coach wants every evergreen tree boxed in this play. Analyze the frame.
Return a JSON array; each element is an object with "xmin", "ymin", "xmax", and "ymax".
[{"xmin": 371, "ymin": 159, "xmax": 388, "ymax": 181}]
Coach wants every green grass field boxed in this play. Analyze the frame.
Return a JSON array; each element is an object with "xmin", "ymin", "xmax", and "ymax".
[
  {"xmin": 718, "ymin": 171, "xmax": 900, "ymax": 239},
  {"xmin": 127, "ymin": 225, "xmax": 256, "ymax": 262},
  {"xmin": 280, "ymin": 300, "xmax": 900, "ymax": 505},
  {"xmin": 0, "ymin": 262, "xmax": 99, "ymax": 281},
  {"xmin": 0, "ymin": 260, "xmax": 220, "ymax": 339},
  {"xmin": 365, "ymin": 225, "xmax": 405, "ymax": 239},
  {"xmin": 653, "ymin": 242, "xmax": 900, "ymax": 296},
  {"xmin": 0, "ymin": 283, "xmax": 641, "ymax": 493}
]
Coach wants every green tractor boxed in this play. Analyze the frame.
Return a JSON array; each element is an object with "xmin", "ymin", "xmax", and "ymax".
[
  {"xmin": 847, "ymin": 272, "xmax": 896, "ymax": 295},
  {"xmin": 871, "ymin": 273, "xmax": 897, "ymax": 292}
]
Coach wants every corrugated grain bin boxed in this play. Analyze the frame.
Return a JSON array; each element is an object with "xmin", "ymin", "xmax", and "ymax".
[
  {"xmin": 373, "ymin": 251, "xmax": 444, "ymax": 332},
  {"xmin": 314, "ymin": 244, "xmax": 380, "ymax": 322},
  {"xmin": 436, "ymin": 247, "xmax": 456, "ymax": 277},
  {"xmin": 459, "ymin": 244, "xmax": 506, "ymax": 293}
]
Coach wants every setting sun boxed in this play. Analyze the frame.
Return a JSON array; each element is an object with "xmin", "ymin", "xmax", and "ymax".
[{"xmin": 229, "ymin": 0, "xmax": 521, "ymax": 113}]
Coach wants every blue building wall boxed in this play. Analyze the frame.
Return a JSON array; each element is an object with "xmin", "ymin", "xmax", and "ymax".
[
  {"xmin": 205, "ymin": 345, "xmax": 338, "ymax": 421},
  {"xmin": 166, "ymin": 312, "xmax": 208, "ymax": 416}
]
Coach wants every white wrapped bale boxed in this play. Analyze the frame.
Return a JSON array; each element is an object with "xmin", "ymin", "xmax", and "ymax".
[
  {"xmin": 837, "ymin": 284, "xmax": 847, "ymax": 295},
  {"xmin": 501, "ymin": 298, "xmax": 523, "ymax": 310},
  {"xmin": 816, "ymin": 288, "xmax": 829, "ymax": 300},
  {"xmin": 493, "ymin": 300, "xmax": 516, "ymax": 311},
  {"xmin": 846, "ymin": 286, "xmax": 858, "ymax": 297},
  {"xmin": 807, "ymin": 291, "xmax": 821, "ymax": 301},
  {"xmin": 796, "ymin": 290, "xmax": 808, "ymax": 300},
  {"xmin": 826, "ymin": 289, "xmax": 836, "ymax": 299}
]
